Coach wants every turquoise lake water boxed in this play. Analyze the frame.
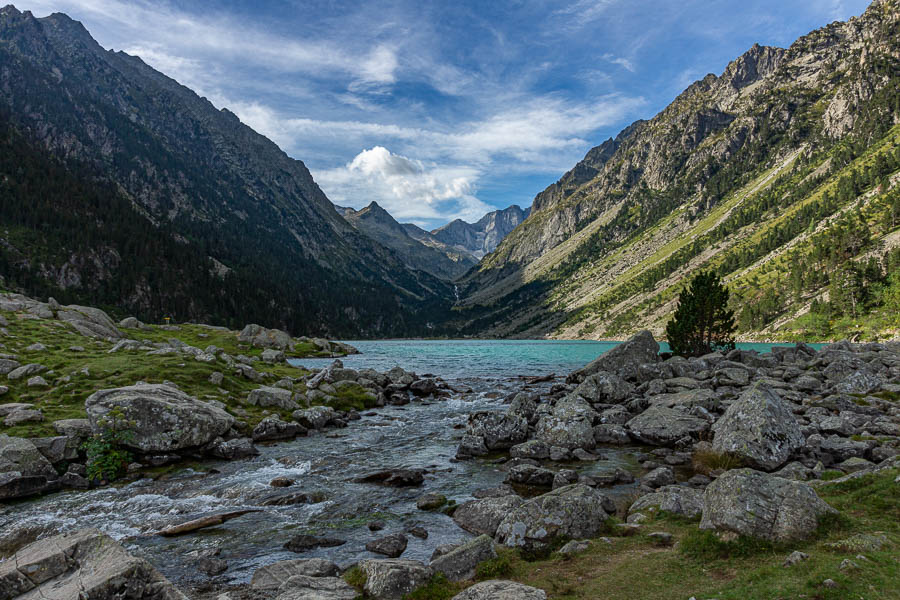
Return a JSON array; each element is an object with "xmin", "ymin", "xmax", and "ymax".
[{"xmin": 293, "ymin": 339, "xmax": 823, "ymax": 380}]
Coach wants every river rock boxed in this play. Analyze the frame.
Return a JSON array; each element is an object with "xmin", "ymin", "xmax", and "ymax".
[
  {"xmin": 284, "ymin": 534, "xmax": 346, "ymax": 553},
  {"xmin": 466, "ymin": 411, "xmax": 528, "ymax": 450},
  {"xmin": 430, "ymin": 534, "xmax": 497, "ymax": 582},
  {"xmin": 593, "ymin": 424, "xmax": 630, "ymax": 445},
  {"xmin": 0, "ymin": 528, "xmax": 186, "ymax": 599},
  {"xmin": 247, "ymin": 386, "xmax": 299, "ymax": 410},
  {"xmin": 0, "ymin": 433, "xmax": 57, "ymax": 479},
  {"xmin": 253, "ymin": 417, "xmax": 306, "ymax": 441},
  {"xmin": 452, "ymin": 495, "xmax": 525, "ymax": 537},
  {"xmin": 711, "ymin": 382, "xmax": 803, "ymax": 471},
  {"xmin": 534, "ymin": 396, "xmax": 598, "ymax": 450},
  {"xmin": 251, "ymin": 558, "xmax": 341, "ymax": 590},
  {"xmin": 495, "ymin": 484, "xmax": 611, "ymax": 550},
  {"xmin": 640, "ymin": 466, "xmax": 676, "ymax": 488},
  {"xmin": 417, "ymin": 492, "xmax": 447, "ymax": 510},
  {"xmin": 567, "ymin": 330, "xmax": 660, "ymax": 384},
  {"xmin": 574, "ymin": 371, "xmax": 634, "ymax": 403},
  {"xmin": 293, "ymin": 406, "xmax": 339, "ymax": 430},
  {"xmin": 626, "ymin": 405, "xmax": 709, "ymax": 446},
  {"xmin": 700, "ymin": 468, "xmax": 836, "ymax": 542},
  {"xmin": 509, "ymin": 439, "xmax": 550, "ymax": 460},
  {"xmin": 30, "ymin": 435, "xmax": 79, "ymax": 464},
  {"xmin": 359, "ymin": 559, "xmax": 432, "ymax": 600},
  {"xmin": 239, "ymin": 324, "xmax": 294, "ymax": 350},
  {"xmin": 450, "ymin": 580, "xmax": 547, "ymax": 600},
  {"xmin": 366, "ymin": 533, "xmax": 408, "ymax": 558},
  {"xmin": 629, "ymin": 485, "xmax": 704, "ymax": 519},
  {"xmin": 85, "ymin": 384, "xmax": 235, "ymax": 453},
  {"xmin": 357, "ymin": 468, "xmax": 424, "ymax": 487}
]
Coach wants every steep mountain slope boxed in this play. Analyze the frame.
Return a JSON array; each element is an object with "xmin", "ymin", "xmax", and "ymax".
[
  {"xmin": 0, "ymin": 5, "xmax": 450, "ymax": 337},
  {"xmin": 454, "ymin": 0, "xmax": 900, "ymax": 341},
  {"xmin": 431, "ymin": 205, "xmax": 530, "ymax": 259},
  {"xmin": 337, "ymin": 202, "xmax": 476, "ymax": 280}
]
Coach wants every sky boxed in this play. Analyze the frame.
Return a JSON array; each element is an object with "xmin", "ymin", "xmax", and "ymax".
[{"xmin": 19, "ymin": 0, "xmax": 873, "ymax": 229}]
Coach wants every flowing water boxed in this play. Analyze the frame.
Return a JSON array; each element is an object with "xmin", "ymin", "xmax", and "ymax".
[{"xmin": 1, "ymin": 339, "xmax": 814, "ymax": 588}]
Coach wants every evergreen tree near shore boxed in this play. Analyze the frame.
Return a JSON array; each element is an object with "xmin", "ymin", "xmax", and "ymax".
[{"xmin": 666, "ymin": 271, "xmax": 736, "ymax": 357}]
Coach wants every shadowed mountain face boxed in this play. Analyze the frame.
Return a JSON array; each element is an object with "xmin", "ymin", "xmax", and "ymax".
[
  {"xmin": 0, "ymin": 5, "xmax": 451, "ymax": 337},
  {"xmin": 337, "ymin": 202, "xmax": 477, "ymax": 281},
  {"xmin": 430, "ymin": 205, "xmax": 530, "ymax": 259},
  {"xmin": 452, "ymin": 0, "xmax": 900, "ymax": 340}
]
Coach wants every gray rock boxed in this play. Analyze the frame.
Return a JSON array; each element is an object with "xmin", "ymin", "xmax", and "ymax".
[
  {"xmin": 208, "ymin": 437, "xmax": 259, "ymax": 460},
  {"xmin": 30, "ymin": 436, "xmax": 79, "ymax": 464},
  {"xmin": 574, "ymin": 371, "xmax": 634, "ymax": 403},
  {"xmin": 509, "ymin": 439, "xmax": 550, "ymax": 460},
  {"xmin": 0, "ymin": 434, "xmax": 57, "ymax": 479},
  {"xmin": 85, "ymin": 384, "xmax": 235, "ymax": 453},
  {"xmin": 495, "ymin": 484, "xmax": 611, "ymax": 550},
  {"xmin": 648, "ymin": 389, "xmax": 721, "ymax": 412},
  {"xmin": 56, "ymin": 304, "xmax": 123, "ymax": 339},
  {"xmin": 359, "ymin": 558, "xmax": 432, "ymax": 600},
  {"xmin": 4, "ymin": 409, "xmax": 43, "ymax": 426},
  {"xmin": 593, "ymin": 424, "xmax": 630, "ymax": 444},
  {"xmin": 452, "ymin": 495, "xmax": 525, "ymax": 537},
  {"xmin": 629, "ymin": 485, "xmax": 704, "ymax": 519},
  {"xmin": 568, "ymin": 330, "xmax": 660, "ymax": 383},
  {"xmin": 417, "ymin": 492, "xmax": 447, "ymax": 510},
  {"xmin": 0, "ymin": 402, "xmax": 34, "ymax": 417},
  {"xmin": 293, "ymin": 406, "xmax": 339, "ymax": 430},
  {"xmin": 466, "ymin": 411, "xmax": 529, "ymax": 450},
  {"xmin": 357, "ymin": 468, "xmax": 424, "ymax": 487},
  {"xmin": 239, "ymin": 324, "xmax": 294, "ymax": 350},
  {"xmin": 558, "ymin": 540, "xmax": 591, "ymax": 554},
  {"xmin": 209, "ymin": 371, "xmax": 224, "ymax": 385},
  {"xmin": 25, "ymin": 375, "xmax": 48, "ymax": 388},
  {"xmin": 366, "ymin": 533, "xmax": 408, "ymax": 558},
  {"xmin": 0, "ymin": 528, "xmax": 186, "ymax": 599},
  {"xmin": 247, "ymin": 386, "xmax": 299, "ymax": 410},
  {"xmin": 450, "ymin": 580, "xmax": 547, "ymax": 600},
  {"xmin": 711, "ymin": 382, "xmax": 803, "ymax": 471},
  {"xmin": 7, "ymin": 363, "xmax": 46, "ymax": 381},
  {"xmin": 283, "ymin": 534, "xmax": 346, "ymax": 553},
  {"xmin": 783, "ymin": 550, "xmax": 809, "ymax": 567},
  {"xmin": 535, "ymin": 396, "xmax": 598, "ymax": 450},
  {"xmin": 641, "ymin": 466, "xmax": 676, "ymax": 489},
  {"xmin": 700, "ymin": 469, "xmax": 836, "ymax": 542},
  {"xmin": 430, "ymin": 534, "xmax": 497, "ymax": 582},
  {"xmin": 253, "ymin": 417, "xmax": 306, "ymax": 441},
  {"xmin": 626, "ymin": 405, "xmax": 709, "ymax": 446},
  {"xmin": 505, "ymin": 464, "xmax": 555, "ymax": 487},
  {"xmin": 275, "ymin": 575, "xmax": 357, "ymax": 600},
  {"xmin": 261, "ymin": 348, "xmax": 286, "ymax": 363},
  {"xmin": 0, "ymin": 359, "xmax": 21, "ymax": 376},
  {"xmin": 52, "ymin": 418, "xmax": 92, "ymax": 439},
  {"xmin": 251, "ymin": 558, "xmax": 341, "ymax": 591}
]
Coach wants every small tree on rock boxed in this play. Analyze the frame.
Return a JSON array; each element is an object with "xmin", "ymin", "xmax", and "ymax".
[{"xmin": 666, "ymin": 270, "xmax": 736, "ymax": 357}]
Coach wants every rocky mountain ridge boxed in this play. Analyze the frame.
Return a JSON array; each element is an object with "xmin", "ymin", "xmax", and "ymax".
[
  {"xmin": 431, "ymin": 205, "xmax": 530, "ymax": 259},
  {"xmin": 454, "ymin": 0, "xmax": 900, "ymax": 341},
  {"xmin": 0, "ymin": 5, "xmax": 450, "ymax": 337}
]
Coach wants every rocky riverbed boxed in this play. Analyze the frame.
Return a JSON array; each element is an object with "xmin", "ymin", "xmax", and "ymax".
[{"xmin": 2, "ymin": 295, "xmax": 900, "ymax": 599}]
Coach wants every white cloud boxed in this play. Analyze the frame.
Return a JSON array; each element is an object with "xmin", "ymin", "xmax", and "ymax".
[{"xmin": 316, "ymin": 147, "xmax": 492, "ymax": 225}]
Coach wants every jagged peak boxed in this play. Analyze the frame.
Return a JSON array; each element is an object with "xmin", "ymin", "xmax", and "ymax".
[{"xmin": 0, "ymin": 4, "xmax": 21, "ymax": 16}]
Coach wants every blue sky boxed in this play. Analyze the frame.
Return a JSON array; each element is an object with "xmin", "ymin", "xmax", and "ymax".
[{"xmin": 22, "ymin": 0, "xmax": 872, "ymax": 229}]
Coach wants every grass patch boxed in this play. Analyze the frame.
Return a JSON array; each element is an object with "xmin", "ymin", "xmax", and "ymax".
[
  {"xmin": 691, "ymin": 448, "xmax": 744, "ymax": 475},
  {"xmin": 404, "ymin": 574, "xmax": 464, "ymax": 600},
  {"xmin": 475, "ymin": 549, "xmax": 514, "ymax": 579},
  {"xmin": 820, "ymin": 469, "xmax": 844, "ymax": 481},
  {"xmin": 343, "ymin": 565, "xmax": 366, "ymax": 591}
]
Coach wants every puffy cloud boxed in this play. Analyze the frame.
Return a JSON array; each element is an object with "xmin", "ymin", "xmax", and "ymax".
[{"xmin": 316, "ymin": 147, "xmax": 492, "ymax": 226}]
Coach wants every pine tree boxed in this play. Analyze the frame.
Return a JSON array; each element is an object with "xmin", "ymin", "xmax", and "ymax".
[{"xmin": 666, "ymin": 271, "xmax": 736, "ymax": 357}]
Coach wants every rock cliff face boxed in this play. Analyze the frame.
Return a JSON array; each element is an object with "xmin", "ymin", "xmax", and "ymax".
[
  {"xmin": 339, "ymin": 202, "xmax": 477, "ymax": 280},
  {"xmin": 456, "ymin": 0, "xmax": 900, "ymax": 339},
  {"xmin": 431, "ymin": 205, "xmax": 530, "ymax": 259},
  {"xmin": 0, "ymin": 5, "xmax": 449, "ymax": 337}
]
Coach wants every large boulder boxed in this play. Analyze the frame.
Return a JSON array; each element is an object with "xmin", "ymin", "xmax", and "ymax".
[
  {"xmin": 239, "ymin": 324, "xmax": 294, "ymax": 351},
  {"xmin": 451, "ymin": 580, "xmax": 547, "ymax": 600},
  {"xmin": 495, "ymin": 484, "xmax": 611, "ymax": 550},
  {"xmin": 251, "ymin": 558, "xmax": 340, "ymax": 591},
  {"xmin": 452, "ymin": 495, "xmax": 525, "ymax": 537},
  {"xmin": 573, "ymin": 371, "xmax": 634, "ymax": 404},
  {"xmin": 700, "ymin": 469, "xmax": 836, "ymax": 542},
  {"xmin": 85, "ymin": 384, "xmax": 234, "ymax": 453},
  {"xmin": 358, "ymin": 559, "xmax": 432, "ymax": 600},
  {"xmin": 430, "ymin": 535, "xmax": 497, "ymax": 582},
  {"xmin": 246, "ymin": 386, "xmax": 299, "ymax": 410},
  {"xmin": 626, "ymin": 405, "xmax": 709, "ymax": 446},
  {"xmin": 0, "ymin": 528, "xmax": 186, "ymax": 599},
  {"xmin": 293, "ymin": 406, "xmax": 340, "ymax": 430},
  {"xmin": 56, "ymin": 304, "xmax": 123, "ymax": 340},
  {"xmin": 253, "ymin": 417, "xmax": 306, "ymax": 442},
  {"xmin": 0, "ymin": 434, "xmax": 57, "ymax": 500},
  {"xmin": 629, "ymin": 485, "xmax": 704, "ymax": 519},
  {"xmin": 567, "ymin": 330, "xmax": 660, "ymax": 383},
  {"xmin": 711, "ymin": 382, "xmax": 803, "ymax": 471},
  {"xmin": 466, "ymin": 411, "xmax": 528, "ymax": 450},
  {"xmin": 534, "ymin": 397, "xmax": 597, "ymax": 450}
]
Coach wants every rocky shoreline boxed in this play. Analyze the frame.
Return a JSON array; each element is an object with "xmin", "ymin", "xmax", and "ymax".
[{"xmin": 2, "ymin": 294, "xmax": 900, "ymax": 599}]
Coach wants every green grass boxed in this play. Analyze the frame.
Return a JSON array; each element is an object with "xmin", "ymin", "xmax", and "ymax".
[{"xmin": 0, "ymin": 310, "xmax": 367, "ymax": 437}]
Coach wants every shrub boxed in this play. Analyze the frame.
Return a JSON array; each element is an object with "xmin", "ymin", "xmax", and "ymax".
[
  {"xmin": 81, "ymin": 407, "xmax": 135, "ymax": 483},
  {"xmin": 343, "ymin": 566, "xmax": 366, "ymax": 591},
  {"xmin": 475, "ymin": 551, "xmax": 513, "ymax": 579},
  {"xmin": 691, "ymin": 448, "xmax": 744, "ymax": 475},
  {"xmin": 404, "ymin": 574, "xmax": 464, "ymax": 600}
]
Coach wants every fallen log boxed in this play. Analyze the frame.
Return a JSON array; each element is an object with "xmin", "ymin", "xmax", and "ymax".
[{"xmin": 156, "ymin": 509, "xmax": 261, "ymax": 537}]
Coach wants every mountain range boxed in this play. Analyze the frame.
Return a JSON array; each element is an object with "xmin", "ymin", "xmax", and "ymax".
[
  {"xmin": 1, "ymin": 1, "xmax": 898, "ymax": 341},
  {"xmin": 452, "ymin": 0, "xmax": 900, "ymax": 341},
  {"xmin": 0, "ymin": 4, "xmax": 450, "ymax": 337}
]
